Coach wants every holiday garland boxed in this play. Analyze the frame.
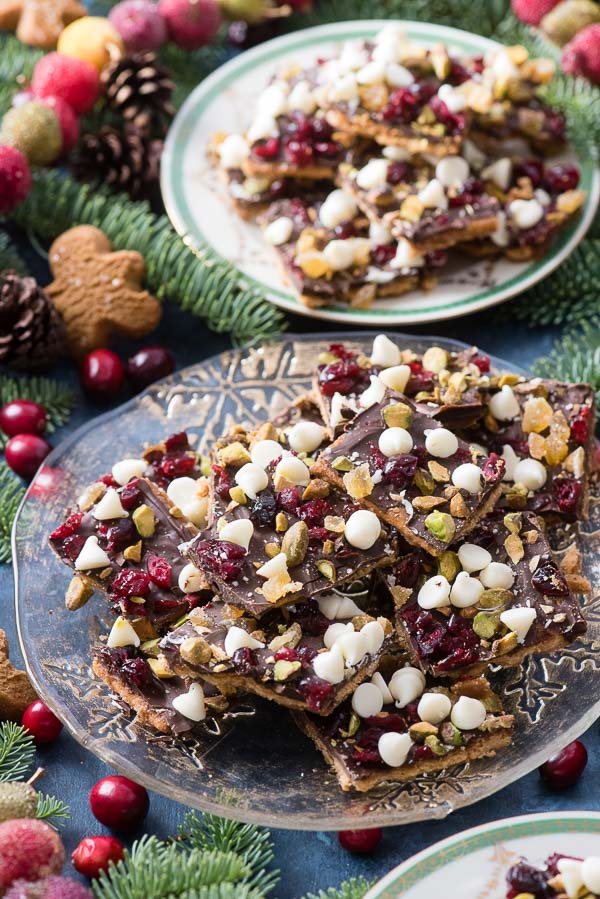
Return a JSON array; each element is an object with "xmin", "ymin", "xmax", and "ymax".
[{"xmin": 0, "ymin": 463, "xmax": 26, "ymax": 562}]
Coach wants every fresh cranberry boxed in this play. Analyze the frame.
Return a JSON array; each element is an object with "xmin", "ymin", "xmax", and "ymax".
[
  {"xmin": 285, "ymin": 138, "xmax": 313, "ymax": 166},
  {"xmin": 276, "ymin": 486, "xmax": 300, "ymax": 513},
  {"xmin": 80, "ymin": 349, "xmax": 124, "ymax": 401},
  {"xmin": 387, "ymin": 161, "xmax": 410, "ymax": 184},
  {"xmin": 90, "ymin": 775, "xmax": 149, "ymax": 831},
  {"xmin": 104, "ymin": 518, "xmax": 137, "ymax": 553},
  {"xmin": 382, "ymin": 453, "xmax": 417, "ymax": 487},
  {"xmin": 232, "ymin": 647, "xmax": 259, "ymax": 673},
  {"xmin": 194, "ymin": 538, "xmax": 246, "ymax": 581},
  {"xmin": 250, "ymin": 492, "xmax": 277, "ymax": 527},
  {"xmin": 482, "ymin": 452, "xmax": 505, "ymax": 482},
  {"xmin": 506, "ymin": 861, "xmax": 552, "ymax": 896},
  {"xmin": 531, "ymin": 561, "xmax": 569, "ymax": 596},
  {"xmin": 338, "ymin": 828, "xmax": 382, "ymax": 853},
  {"xmin": 318, "ymin": 360, "xmax": 363, "ymax": 396},
  {"xmin": 274, "ymin": 647, "xmax": 299, "ymax": 662},
  {"xmin": 298, "ymin": 675, "xmax": 333, "ymax": 711},
  {"xmin": 0, "ymin": 399, "xmax": 47, "ymax": 437},
  {"xmin": 539, "ymin": 740, "xmax": 588, "ymax": 789},
  {"xmin": 50, "ymin": 511, "xmax": 83, "ymax": 541},
  {"xmin": 111, "ymin": 569, "xmax": 151, "ymax": 598},
  {"xmin": 5, "ymin": 433, "xmax": 52, "ymax": 479},
  {"xmin": 514, "ymin": 159, "xmax": 544, "ymax": 187},
  {"xmin": 212, "ymin": 464, "xmax": 232, "ymax": 499},
  {"xmin": 22, "ymin": 700, "xmax": 63, "ymax": 744},
  {"xmin": 253, "ymin": 137, "xmax": 280, "ymax": 159},
  {"xmin": 127, "ymin": 346, "xmax": 176, "ymax": 392},
  {"xmin": 147, "ymin": 553, "xmax": 172, "ymax": 588},
  {"xmin": 62, "ymin": 533, "xmax": 85, "ymax": 561},
  {"xmin": 296, "ymin": 498, "xmax": 331, "ymax": 527},
  {"xmin": 334, "ymin": 221, "xmax": 356, "ymax": 239},
  {"xmin": 120, "ymin": 481, "xmax": 142, "ymax": 510},
  {"xmin": 471, "ymin": 353, "xmax": 490, "ymax": 373},
  {"xmin": 552, "ymin": 476, "xmax": 581, "ymax": 516},
  {"xmin": 543, "ymin": 163, "xmax": 580, "ymax": 194},
  {"xmin": 72, "ymin": 835, "xmax": 126, "ymax": 879},
  {"xmin": 371, "ymin": 243, "xmax": 396, "ymax": 266},
  {"xmin": 121, "ymin": 656, "xmax": 154, "ymax": 689}
]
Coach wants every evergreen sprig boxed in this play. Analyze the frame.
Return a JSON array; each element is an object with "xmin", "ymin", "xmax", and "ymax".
[
  {"xmin": 302, "ymin": 877, "xmax": 375, "ymax": 899},
  {"xmin": 533, "ymin": 319, "xmax": 600, "ymax": 402},
  {"xmin": 0, "ymin": 723, "xmax": 35, "ymax": 782},
  {"xmin": 10, "ymin": 170, "xmax": 286, "ymax": 346},
  {"xmin": 0, "ymin": 463, "xmax": 26, "ymax": 563},
  {"xmin": 0, "ymin": 233, "xmax": 28, "ymax": 277},
  {"xmin": 36, "ymin": 792, "xmax": 71, "ymax": 826}
]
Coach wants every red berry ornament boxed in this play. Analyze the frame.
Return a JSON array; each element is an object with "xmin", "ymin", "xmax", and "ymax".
[
  {"xmin": 562, "ymin": 24, "xmax": 600, "ymax": 84},
  {"xmin": 539, "ymin": 739, "xmax": 588, "ymax": 789},
  {"xmin": 109, "ymin": 0, "xmax": 168, "ymax": 52},
  {"xmin": 40, "ymin": 96, "xmax": 80, "ymax": 155},
  {"xmin": 158, "ymin": 0, "xmax": 221, "ymax": 48},
  {"xmin": 126, "ymin": 345, "xmax": 175, "ymax": 391},
  {"xmin": 511, "ymin": 0, "xmax": 560, "ymax": 25},
  {"xmin": 90, "ymin": 775, "xmax": 149, "ymax": 831},
  {"xmin": 5, "ymin": 434, "xmax": 52, "ymax": 480},
  {"xmin": 31, "ymin": 53, "xmax": 100, "ymax": 115},
  {"xmin": 0, "ymin": 400, "xmax": 47, "ymax": 437},
  {"xmin": 338, "ymin": 827, "xmax": 382, "ymax": 854},
  {"xmin": 72, "ymin": 835, "xmax": 126, "ymax": 878},
  {"xmin": 81, "ymin": 349, "xmax": 125, "ymax": 401},
  {"xmin": 0, "ymin": 145, "xmax": 32, "ymax": 215},
  {"xmin": 22, "ymin": 700, "xmax": 63, "ymax": 745},
  {"xmin": 0, "ymin": 819, "xmax": 64, "ymax": 894}
]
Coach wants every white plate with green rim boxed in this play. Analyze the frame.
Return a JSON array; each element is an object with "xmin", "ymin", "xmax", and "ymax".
[
  {"xmin": 365, "ymin": 811, "xmax": 600, "ymax": 898},
  {"xmin": 161, "ymin": 20, "xmax": 600, "ymax": 326}
]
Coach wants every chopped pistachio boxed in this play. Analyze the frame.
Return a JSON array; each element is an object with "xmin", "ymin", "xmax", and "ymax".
[
  {"xmin": 132, "ymin": 503, "xmax": 156, "ymax": 537},
  {"xmin": 217, "ymin": 441, "xmax": 251, "ymax": 467},
  {"xmin": 148, "ymin": 657, "xmax": 173, "ymax": 679},
  {"xmin": 318, "ymin": 351, "xmax": 338, "ymax": 365},
  {"xmin": 316, "ymin": 559, "xmax": 336, "ymax": 582},
  {"xmin": 282, "ymin": 520, "xmax": 309, "ymax": 568},
  {"xmin": 424, "ymin": 734, "xmax": 447, "ymax": 757},
  {"xmin": 383, "ymin": 403, "xmax": 414, "ymax": 429},
  {"xmin": 200, "ymin": 455, "xmax": 211, "ymax": 477},
  {"xmin": 302, "ymin": 478, "xmax": 330, "ymax": 500},
  {"xmin": 323, "ymin": 539, "xmax": 335, "ymax": 555},
  {"xmin": 493, "ymin": 631, "xmax": 519, "ymax": 655},
  {"xmin": 229, "ymin": 486, "xmax": 247, "ymax": 505},
  {"xmin": 412, "ymin": 495, "xmax": 447, "ymax": 512},
  {"xmin": 140, "ymin": 638, "xmax": 160, "ymax": 657},
  {"xmin": 414, "ymin": 468, "xmax": 435, "ymax": 495},
  {"xmin": 340, "ymin": 712, "xmax": 361, "ymax": 739},
  {"xmin": 504, "ymin": 534, "xmax": 524, "ymax": 564},
  {"xmin": 503, "ymin": 483, "xmax": 528, "ymax": 510},
  {"xmin": 332, "ymin": 456, "xmax": 355, "ymax": 472},
  {"xmin": 473, "ymin": 612, "xmax": 500, "ymax": 640},
  {"xmin": 123, "ymin": 541, "xmax": 143, "ymax": 562},
  {"xmin": 65, "ymin": 575, "xmax": 94, "ymax": 611},
  {"xmin": 422, "ymin": 346, "xmax": 449, "ymax": 374},
  {"xmin": 275, "ymin": 512, "xmax": 288, "ymax": 533},
  {"xmin": 503, "ymin": 512, "xmax": 522, "ymax": 535},
  {"xmin": 273, "ymin": 659, "xmax": 302, "ymax": 682},
  {"xmin": 169, "ymin": 505, "xmax": 184, "ymax": 518},
  {"xmin": 428, "ymin": 460, "xmax": 450, "ymax": 482},
  {"xmin": 180, "ymin": 636, "xmax": 213, "ymax": 666},
  {"xmin": 269, "ymin": 622, "xmax": 302, "ymax": 651},
  {"xmin": 478, "ymin": 588, "xmax": 514, "ymax": 610},
  {"xmin": 438, "ymin": 551, "xmax": 461, "ymax": 583},
  {"xmin": 439, "ymin": 721, "xmax": 463, "ymax": 746},
  {"xmin": 424, "ymin": 510, "xmax": 456, "ymax": 543},
  {"xmin": 399, "ymin": 194, "xmax": 424, "ymax": 222},
  {"xmin": 324, "ymin": 515, "xmax": 345, "ymax": 534},
  {"xmin": 409, "ymin": 721, "xmax": 439, "ymax": 740},
  {"xmin": 264, "ymin": 542, "xmax": 281, "ymax": 559}
]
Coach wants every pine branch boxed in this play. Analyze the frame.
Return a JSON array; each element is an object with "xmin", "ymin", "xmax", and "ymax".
[
  {"xmin": 533, "ymin": 319, "xmax": 600, "ymax": 403},
  {"xmin": 0, "ymin": 464, "xmax": 26, "ymax": 563},
  {"xmin": 178, "ymin": 813, "xmax": 278, "ymax": 895},
  {"xmin": 10, "ymin": 170, "xmax": 286, "ymax": 347},
  {"xmin": 0, "ymin": 374, "xmax": 76, "ymax": 449},
  {"xmin": 36, "ymin": 792, "xmax": 71, "ymax": 827},
  {"xmin": 0, "ymin": 233, "xmax": 28, "ymax": 277},
  {"xmin": 0, "ymin": 723, "xmax": 35, "ymax": 782},
  {"xmin": 302, "ymin": 877, "xmax": 375, "ymax": 899},
  {"xmin": 0, "ymin": 34, "xmax": 43, "ymax": 86}
]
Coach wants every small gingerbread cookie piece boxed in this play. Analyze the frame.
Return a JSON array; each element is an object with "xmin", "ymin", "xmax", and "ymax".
[
  {"xmin": 46, "ymin": 225, "xmax": 161, "ymax": 359},
  {"xmin": 0, "ymin": 0, "xmax": 86, "ymax": 49},
  {"xmin": 0, "ymin": 629, "xmax": 38, "ymax": 722}
]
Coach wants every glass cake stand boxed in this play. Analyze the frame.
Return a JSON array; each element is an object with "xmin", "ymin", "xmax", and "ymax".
[{"xmin": 13, "ymin": 334, "xmax": 600, "ymax": 830}]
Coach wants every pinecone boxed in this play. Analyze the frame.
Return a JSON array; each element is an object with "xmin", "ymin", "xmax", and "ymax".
[
  {"xmin": 102, "ymin": 51, "xmax": 175, "ymax": 136},
  {"xmin": 0, "ymin": 271, "xmax": 66, "ymax": 372},
  {"xmin": 72, "ymin": 125, "xmax": 163, "ymax": 198}
]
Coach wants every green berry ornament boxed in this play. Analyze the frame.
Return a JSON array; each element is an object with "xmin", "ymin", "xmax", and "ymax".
[
  {"xmin": 0, "ymin": 782, "xmax": 38, "ymax": 823},
  {"xmin": 0, "ymin": 102, "xmax": 62, "ymax": 166},
  {"xmin": 542, "ymin": 0, "xmax": 600, "ymax": 45}
]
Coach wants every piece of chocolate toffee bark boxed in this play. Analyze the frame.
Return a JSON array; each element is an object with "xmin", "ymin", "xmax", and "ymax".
[
  {"xmin": 385, "ymin": 511, "xmax": 587, "ymax": 678},
  {"xmin": 93, "ymin": 642, "xmax": 228, "ymax": 737},
  {"xmin": 50, "ymin": 476, "xmax": 210, "ymax": 632},
  {"xmin": 259, "ymin": 193, "xmax": 438, "ymax": 310},
  {"xmin": 312, "ymin": 336, "xmax": 486, "ymax": 437},
  {"xmin": 159, "ymin": 579, "xmax": 395, "ymax": 715},
  {"xmin": 505, "ymin": 853, "xmax": 600, "ymax": 899},
  {"xmin": 311, "ymin": 392, "xmax": 504, "ymax": 556},
  {"xmin": 471, "ymin": 378, "xmax": 596, "ymax": 521},
  {"xmin": 183, "ymin": 423, "xmax": 400, "ymax": 616},
  {"xmin": 293, "ymin": 659, "xmax": 514, "ymax": 791}
]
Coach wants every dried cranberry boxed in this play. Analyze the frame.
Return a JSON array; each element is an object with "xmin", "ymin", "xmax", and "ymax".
[
  {"xmin": 413, "ymin": 745, "xmax": 434, "ymax": 761},
  {"xmin": 286, "ymin": 198, "xmax": 311, "ymax": 227},
  {"xmin": 151, "ymin": 598, "xmax": 181, "ymax": 614},
  {"xmin": 285, "ymin": 138, "xmax": 313, "ymax": 166},
  {"xmin": 334, "ymin": 221, "xmax": 356, "ymax": 239},
  {"xmin": 342, "ymin": 501, "xmax": 360, "ymax": 520},
  {"xmin": 296, "ymin": 644, "xmax": 317, "ymax": 666},
  {"xmin": 471, "ymin": 353, "xmax": 490, "ymax": 373},
  {"xmin": 514, "ymin": 159, "xmax": 544, "ymax": 188},
  {"xmin": 297, "ymin": 498, "xmax": 331, "ymax": 527},
  {"xmin": 299, "ymin": 676, "xmax": 333, "ymax": 711},
  {"xmin": 570, "ymin": 406, "xmax": 589, "ymax": 445},
  {"xmin": 350, "ymin": 745, "xmax": 381, "ymax": 766},
  {"xmin": 546, "ymin": 853, "xmax": 582, "ymax": 876},
  {"xmin": 370, "ymin": 243, "xmax": 396, "ymax": 266},
  {"xmin": 387, "ymin": 161, "xmax": 410, "ymax": 184},
  {"xmin": 531, "ymin": 561, "xmax": 569, "ymax": 596},
  {"xmin": 482, "ymin": 452, "xmax": 505, "ymax": 483},
  {"xmin": 50, "ymin": 511, "xmax": 83, "ymax": 541},
  {"xmin": 293, "ymin": 600, "xmax": 330, "ymax": 635},
  {"xmin": 164, "ymin": 432, "xmax": 189, "ymax": 451},
  {"xmin": 314, "ymin": 140, "xmax": 341, "ymax": 158},
  {"xmin": 394, "ymin": 553, "xmax": 422, "ymax": 588},
  {"xmin": 318, "ymin": 360, "xmax": 362, "ymax": 396},
  {"xmin": 232, "ymin": 647, "xmax": 259, "ymax": 673},
  {"xmin": 276, "ymin": 487, "xmax": 300, "ymax": 513},
  {"xmin": 159, "ymin": 452, "xmax": 196, "ymax": 479},
  {"xmin": 212, "ymin": 464, "xmax": 232, "ymax": 499},
  {"xmin": 365, "ymin": 713, "xmax": 407, "ymax": 733},
  {"xmin": 250, "ymin": 492, "xmax": 277, "ymax": 527},
  {"xmin": 543, "ymin": 163, "xmax": 580, "ymax": 194},
  {"xmin": 382, "ymin": 86, "xmax": 419, "ymax": 121},
  {"xmin": 194, "ymin": 539, "xmax": 246, "ymax": 582},
  {"xmin": 429, "ymin": 95, "xmax": 464, "ymax": 134},
  {"xmin": 253, "ymin": 137, "xmax": 280, "ymax": 159},
  {"xmin": 406, "ymin": 369, "xmax": 434, "ymax": 395},
  {"xmin": 506, "ymin": 862, "xmax": 552, "ymax": 897},
  {"xmin": 118, "ymin": 597, "xmax": 147, "ymax": 617},
  {"xmin": 147, "ymin": 554, "xmax": 172, "ymax": 588},
  {"xmin": 328, "ymin": 343, "xmax": 354, "ymax": 360},
  {"xmin": 274, "ymin": 647, "xmax": 299, "ymax": 662},
  {"xmin": 449, "ymin": 60, "xmax": 471, "ymax": 83},
  {"xmin": 120, "ymin": 481, "xmax": 142, "ymax": 510},
  {"xmin": 472, "ymin": 55, "xmax": 484, "ymax": 73},
  {"xmin": 308, "ymin": 526, "xmax": 330, "ymax": 544},
  {"xmin": 368, "ymin": 442, "xmax": 387, "ymax": 474},
  {"xmin": 111, "ymin": 569, "xmax": 151, "ymax": 598},
  {"xmin": 98, "ymin": 474, "xmax": 118, "ymax": 487},
  {"xmin": 552, "ymin": 476, "xmax": 581, "ymax": 516},
  {"xmin": 104, "ymin": 519, "xmax": 137, "ymax": 553},
  {"xmin": 286, "ymin": 112, "xmax": 312, "ymax": 139},
  {"xmin": 383, "ymin": 453, "xmax": 417, "ymax": 487},
  {"xmin": 62, "ymin": 534, "xmax": 85, "ymax": 561},
  {"xmin": 546, "ymin": 109, "xmax": 566, "ymax": 139},
  {"xmin": 424, "ymin": 249, "xmax": 447, "ymax": 268},
  {"xmin": 311, "ymin": 117, "xmax": 333, "ymax": 140},
  {"xmin": 449, "ymin": 176, "xmax": 484, "ymax": 207},
  {"xmin": 121, "ymin": 657, "xmax": 154, "ymax": 690}
]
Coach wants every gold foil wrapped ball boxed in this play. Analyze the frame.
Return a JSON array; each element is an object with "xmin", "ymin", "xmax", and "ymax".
[{"xmin": 57, "ymin": 16, "xmax": 124, "ymax": 71}]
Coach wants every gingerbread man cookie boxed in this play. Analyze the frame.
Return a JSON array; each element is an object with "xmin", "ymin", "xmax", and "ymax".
[
  {"xmin": 46, "ymin": 225, "xmax": 162, "ymax": 359},
  {"xmin": 0, "ymin": 0, "xmax": 85, "ymax": 49},
  {"xmin": 0, "ymin": 629, "xmax": 37, "ymax": 722}
]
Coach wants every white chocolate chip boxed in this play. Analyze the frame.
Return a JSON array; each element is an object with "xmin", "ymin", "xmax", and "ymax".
[
  {"xmin": 391, "ymin": 238, "xmax": 425, "ymax": 270},
  {"xmin": 356, "ymin": 158, "xmax": 389, "ymax": 189},
  {"xmin": 274, "ymin": 454, "xmax": 310, "ymax": 486},
  {"xmin": 312, "ymin": 643, "xmax": 345, "ymax": 684},
  {"xmin": 263, "ymin": 216, "xmax": 294, "ymax": 246},
  {"xmin": 501, "ymin": 444, "xmax": 519, "ymax": 481},
  {"xmin": 323, "ymin": 239, "xmax": 355, "ymax": 271},
  {"xmin": 558, "ymin": 859, "xmax": 585, "ymax": 899},
  {"xmin": 582, "ymin": 858, "xmax": 600, "ymax": 894},
  {"xmin": 451, "ymin": 462, "xmax": 483, "ymax": 494},
  {"xmin": 360, "ymin": 620, "xmax": 385, "ymax": 655},
  {"xmin": 288, "ymin": 420, "xmax": 325, "ymax": 454},
  {"xmin": 500, "ymin": 606, "xmax": 536, "ymax": 644},
  {"xmin": 218, "ymin": 134, "xmax": 250, "ymax": 170},
  {"xmin": 489, "ymin": 385, "xmax": 520, "ymax": 421},
  {"xmin": 356, "ymin": 60, "xmax": 386, "ymax": 85},
  {"xmin": 257, "ymin": 83, "xmax": 288, "ymax": 117},
  {"xmin": 92, "ymin": 487, "xmax": 128, "ymax": 521},
  {"xmin": 389, "ymin": 666, "xmax": 425, "ymax": 707},
  {"xmin": 378, "ymin": 427, "xmax": 413, "ymax": 457},
  {"xmin": 344, "ymin": 510, "xmax": 382, "ymax": 550},
  {"xmin": 435, "ymin": 156, "xmax": 470, "ymax": 189},
  {"xmin": 379, "ymin": 364, "xmax": 411, "ymax": 392},
  {"xmin": 451, "ymin": 695, "xmax": 486, "ymax": 730},
  {"xmin": 370, "ymin": 334, "xmax": 400, "ymax": 368},
  {"xmin": 382, "ymin": 145, "xmax": 411, "ymax": 161},
  {"xmin": 112, "ymin": 459, "xmax": 146, "ymax": 486},
  {"xmin": 107, "ymin": 616, "xmax": 140, "ymax": 648},
  {"xmin": 386, "ymin": 62, "xmax": 414, "ymax": 87},
  {"xmin": 247, "ymin": 114, "xmax": 278, "ymax": 143},
  {"xmin": 371, "ymin": 671, "xmax": 393, "ymax": 704},
  {"xmin": 378, "ymin": 731, "xmax": 412, "ymax": 767},
  {"xmin": 219, "ymin": 518, "xmax": 254, "ymax": 550},
  {"xmin": 458, "ymin": 543, "xmax": 492, "ymax": 573},
  {"xmin": 479, "ymin": 561, "xmax": 515, "ymax": 589},
  {"xmin": 513, "ymin": 458, "xmax": 547, "ymax": 491},
  {"xmin": 437, "ymin": 82, "xmax": 466, "ymax": 112},
  {"xmin": 288, "ymin": 80, "xmax": 316, "ymax": 115},
  {"xmin": 462, "ymin": 138, "xmax": 486, "ymax": 171},
  {"xmin": 337, "ymin": 629, "xmax": 368, "ymax": 666},
  {"xmin": 74, "ymin": 535, "xmax": 111, "ymax": 570},
  {"xmin": 369, "ymin": 222, "xmax": 393, "ymax": 246},
  {"xmin": 509, "ymin": 198, "xmax": 544, "ymax": 230},
  {"xmin": 317, "ymin": 594, "xmax": 362, "ymax": 620},
  {"xmin": 178, "ymin": 562, "xmax": 204, "ymax": 594},
  {"xmin": 359, "ymin": 374, "xmax": 386, "ymax": 409},
  {"xmin": 481, "ymin": 157, "xmax": 512, "ymax": 190},
  {"xmin": 535, "ymin": 188, "xmax": 551, "ymax": 206},
  {"xmin": 224, "ymin": 625, "xmax": 265, "ymax": 657},
  {"xmin": 172, "ymin": 682, "xmax": 206, "ymax": 722},
  {"xmin": 450, "ymin": 571, "xmax": 484, "ymax": 608},
  {"xmin": 491, "ymin": 210, "xmax": 510, "ymax": 247},
  {"xmin": 418, "ymin": 575, "xmax": 451, "ymax": 610},
  {"xmin": 324, "ymin": 621, "xmax": 354, "ymax": 648},
  {"xmin": 319, "ymin": 189, "xmax": 358, "ymax": 230},
  {"xmin": 326, "ymin": 72, "xmax": 358, "ymax": 103},
  {"xmin": 166, "ymin": 476, "xmax": 210, "ymax": 527},
  {"xmin": 235, "ymin": 463, "xmax": 269, "ymax": 500},
  {"xmin": 418, "ymin": 178, "xmax": 448, "ymax": 209},
  {"xmin": 417, "ymin": 692, "xmax": 452, "ymax": 724},
  {"xmin": 352, "ymin": 682, "xmax": 384, "ymax": 718},
  {"xmin": 250, "ymin": 439, "xmax": 284, "ymax": 469},
  {"xmin": 425, "ymin": 427, "xmax": 459, "ymax": 458},
  {"xmin": 256, "ymin": 552, "xmax": 288, "ymax": 579}
]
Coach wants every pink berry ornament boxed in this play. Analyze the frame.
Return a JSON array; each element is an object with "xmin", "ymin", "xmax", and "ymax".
[
  {"xmin": 0, "ymin": 146, "xmax": 31, "ymax": 215},
  {"xmin": 22, "ymin": 700, "xmax": 63, "ymax": 744},
  {"xmin": 109, "ymin": 0, "xmax": 168, "ymax": 51},
  {"xmin": 6, "ymin": 876, "xmax": 93, "ymax": 898},
  {"xmin": 158, "ymin": 0, "xmax": 221, "ymax": 48},
  {"xmin": 90, "ymin": 775, "xmax": 149, "ymax": 831},
  {"xmin": 5, "ymin": 435, "xmax": 52, "ymax": 480},
  {"xmin": 31, "ymin": 53, "xmax": 101, "ymax": 115},
  {"xmin": 338, "ymin": 828, "xmax": 382, "ymax": 853},
  {"xmin": 0, "ymin": 820, "xmax": 64, "ymax": 894},
  {"xmin": 562, "ymin": 23, "xmax": 600, "ymax": 84},
  {"xmin": 511, "ymin": 0, "xmax": 560, "ymax": 24},
  {"xmin": 0, "ymin": 400, "xmax": 47, "ymax": 437},
  {"xmin": 539, "ymin": 739, "xmax": 588, "ymax": 789}
]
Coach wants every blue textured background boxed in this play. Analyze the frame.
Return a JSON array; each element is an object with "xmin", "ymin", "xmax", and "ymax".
[{"xmin": 2, "ymin": 228, "xmax": 598, "ymax": 896}]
